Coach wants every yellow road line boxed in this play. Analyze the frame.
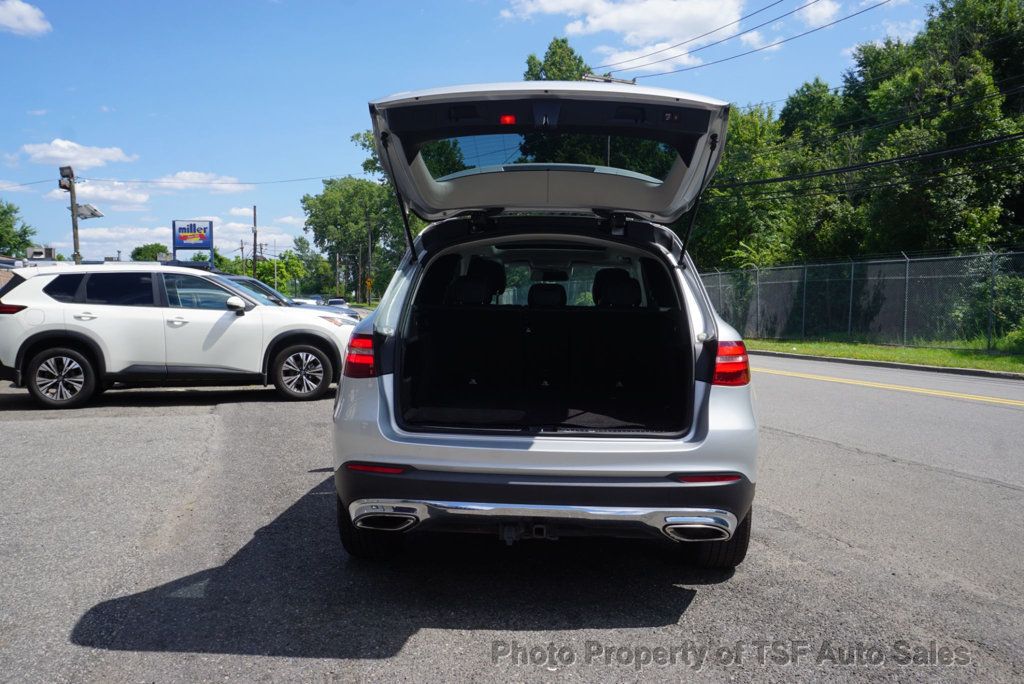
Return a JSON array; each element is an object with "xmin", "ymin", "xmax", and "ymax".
[{"xmin": 751, "ymin": 367, "xmax": 1024, "ymax": 408}]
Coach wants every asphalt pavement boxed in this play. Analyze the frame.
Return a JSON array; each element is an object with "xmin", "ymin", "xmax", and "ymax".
[{"xmin": 0, "ymin": 357, "xmax": 1021, "ymax": 682}]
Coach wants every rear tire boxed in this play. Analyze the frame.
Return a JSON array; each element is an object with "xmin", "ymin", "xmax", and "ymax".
[
  {"xmin": 271, "ymin": 344, "xmax": 333, "ymax": 400},
  {"xmin": 25, "ymin": 347, "xmax": 97, "ymax": 409},
  {"xmin": 337, "ymin": 496, "xmax": 404, "ymax": 560},
  {"xmin": 687, "ymin": 509, "xmax": 751, "ymax": 570}
]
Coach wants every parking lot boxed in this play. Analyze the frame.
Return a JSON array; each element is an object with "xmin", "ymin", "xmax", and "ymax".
[{"xmin": 1, "ymin": 355, "xmax": 1022, "ymax": 681}]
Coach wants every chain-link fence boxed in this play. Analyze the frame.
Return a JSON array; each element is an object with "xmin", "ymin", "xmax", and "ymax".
[{"xmin": 701, "ymin": 251, "xmax": 1024, "ymax": 353}]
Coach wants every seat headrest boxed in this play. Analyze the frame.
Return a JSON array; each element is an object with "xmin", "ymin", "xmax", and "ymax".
[
  {"xmin": 602, "ymin": 277, "xmax": 641, "ymax": 308},
  {"xmin": 467, "ymin": 257, "xmax": 506, "ymax": 297},
  {"xmin": 528, "ymin": 283, "xmax": 567, "ymax": 307},
  {"xmin": 444, "ymin": 276, "xmax": 492, "ymax": 305},
  {"xmin": 592, "ymin": 268, "xmax": 634, "ymax": 306}
]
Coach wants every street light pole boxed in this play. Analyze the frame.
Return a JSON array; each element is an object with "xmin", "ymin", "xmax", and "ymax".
[
  {"xmin": 58, "ymin": 166, "xmax": 81, "ymax": 265},
  {"xmin": 251, "ymin": 205, "xmax": 258, "ymax": 279}
]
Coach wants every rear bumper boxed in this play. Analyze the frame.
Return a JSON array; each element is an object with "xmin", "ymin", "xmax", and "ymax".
[{"xmin": 336, "ymin": 466, "xmax": 754, "ymax": 541}]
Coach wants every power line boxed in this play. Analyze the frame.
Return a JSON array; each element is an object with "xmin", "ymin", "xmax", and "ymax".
[
  {"xmin": 636, "ymin": 0, "xmax": 893, "ymax": 79},
  {"xmin": 737, "ymin": 30, "xmax": 1022, "ymax": 110},
  {"xmin": 609, "ymin": 0, "xmax": 825, "ymax": 74},
  {"xmin": 79, "ymin": 173, "xmax": 343, "ymax": 186},
  {"xmin": 593, "ymin": 0, "xmax": 792, "ymax": 71},
  {"xmin": 710, "ymin": 154, "xmax": 1024, "ymax": 203},
  {"xmin": 0, "ymin": 179, "xmax": 53, "ymax": 191},
  {"xmin": 725, "ymin": 76, "xmax": 1024, "ymax": 164},
  {"xmin": 714, "ymin": 131, "xmax": 1024, "ymax": 189}
]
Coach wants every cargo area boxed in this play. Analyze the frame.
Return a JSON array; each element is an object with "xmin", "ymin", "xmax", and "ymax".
[{"xmin": 394, "ymin": 238, "xmax": 693, "ymax": 434}]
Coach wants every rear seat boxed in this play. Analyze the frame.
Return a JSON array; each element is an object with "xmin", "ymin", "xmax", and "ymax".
[
  {"xmin": 525, "ymin": 284, "xmax": 569, "ymax": 393},
  {"xmin": 412, "ymin": 265, "xmax": 680, "ymax": 414}
]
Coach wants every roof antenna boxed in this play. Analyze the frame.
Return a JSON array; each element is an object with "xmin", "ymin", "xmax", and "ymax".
[
  {"xmin": 581, "ymin": 73, "xmax": 637, "ymax": 85},
  {"xmin": 680, "ymin": 133, "xmax": 719, "ymax": 254}
]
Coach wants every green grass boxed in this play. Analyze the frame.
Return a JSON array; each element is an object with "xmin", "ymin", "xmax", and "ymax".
[{"xmin": 745, "ymin": 339, "xmax": 1024, "ymax": 374}]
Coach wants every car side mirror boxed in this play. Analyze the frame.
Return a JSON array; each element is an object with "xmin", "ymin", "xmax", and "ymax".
[{"xmin": 225, "ymin": 296, "xmax": 246, "ymax": 315}]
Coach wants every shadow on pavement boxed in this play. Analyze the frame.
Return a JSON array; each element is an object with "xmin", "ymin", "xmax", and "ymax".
[
  {"xmin": 71, "ymin": 478, "xmax": 730, "ymax": 659},
  {"xmin": 0, "ymin": 386, "xmax": 334, "ymax": 410}
]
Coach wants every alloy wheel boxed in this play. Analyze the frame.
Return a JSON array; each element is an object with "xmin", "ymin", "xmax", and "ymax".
[
  {"xmin": 281, "ymin": 352, "xmax": 324, "ymax": 395},
  {"xmin": 35, "ymin": 356, "xmax": 86, "ymax": 402}
]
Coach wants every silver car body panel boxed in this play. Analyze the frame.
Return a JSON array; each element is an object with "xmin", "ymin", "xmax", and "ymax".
[
  {"xmin": 370, "ymin": 81, "xmax": 729, "ymax": 224},
  {"xmin": 333, "ymin": 230, "xmax": 757, "ymax": 482}
]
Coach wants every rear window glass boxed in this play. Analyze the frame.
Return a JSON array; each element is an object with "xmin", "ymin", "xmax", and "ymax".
[
  {"xmin": 84, "ymin": 272, "xmax": 155, "ymax": 306},
  {"xmin": 42, "ymin": 274, "xmax": 84, "ymax": 303},
  {"xmin": 498, "ymin": 263, "xmax": 610, "ymax": 307},
  {"xmin": 419, "ymin": 133, "xmax": 676, "ymax": 182},
  {"xmin": 0, "ymin": 274, "xmax": 26, "ymax": 300}
]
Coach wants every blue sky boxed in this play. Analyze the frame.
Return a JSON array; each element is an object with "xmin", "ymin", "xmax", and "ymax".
[{"xmin": 1, "ymin": 0, "xmax": 927, "ymax": 260}]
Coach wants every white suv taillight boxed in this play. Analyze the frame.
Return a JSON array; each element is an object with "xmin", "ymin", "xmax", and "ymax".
[
  {"xmin": 343, "ymin": 333, "xmax": 376, "ymax": 378},
  {"xmin": 712, "ymin": 341, "xmax": 750, "ymax": 386},
  {"xmin": 0, "ymin": 304, "xmax": 26, "ymax": 315}
]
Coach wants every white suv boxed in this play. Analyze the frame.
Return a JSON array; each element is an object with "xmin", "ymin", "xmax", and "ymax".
[
  {"xmin": 0, "ymin": 264, "xmax": 355, "ymax": 408},
  {"xmin": 332, "ymin": 82, "xmax": 757, "ymax": 569}
]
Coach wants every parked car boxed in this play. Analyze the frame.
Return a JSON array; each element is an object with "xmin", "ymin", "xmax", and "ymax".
[
  {"xmin": 326, "ymin": 298, "xmax": 348, "ymax": 306},
  {"xmin": 0, "ymin": 264, "xmax": 356, "ymax": 408},
  {"xmin": 227, "ymin": 275, "xmax": 361, "ymax": 321},
  {"xmin": 332, "ymin": 81, "xmax": 756, "ymax": 569}
]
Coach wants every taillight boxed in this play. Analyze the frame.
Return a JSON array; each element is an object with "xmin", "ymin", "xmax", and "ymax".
[
  {"xmin": 677, "ymin": 474, "xmax": 742, "ymax": 484},
  {"xmin": 712, "ymin": 340, "xmax": 750, "ymax": 386},
  {"xmin": 343, "ymin": 332, "xmax": 376, "ymax": 378},
  {"xmin": 0, "ymin": 304, "xmax": 26, "ymax": 315},
  {"xmin": 345, "ymin": 462, "xmax": 405, "ymax": 474}
]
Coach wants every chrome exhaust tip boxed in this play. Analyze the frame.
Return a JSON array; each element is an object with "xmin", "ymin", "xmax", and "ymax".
[
  {"xmin": 663, "ymin": 512, "xmax": 735, "ymax": 542},
  {"xmin": 353, "ymin": 513, "xmax": 419, "ymax": 532}
]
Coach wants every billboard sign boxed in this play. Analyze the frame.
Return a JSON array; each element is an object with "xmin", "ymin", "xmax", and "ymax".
[{"xmin": 172, "ymin": 220, "xmax": 213, "ymax": 250}]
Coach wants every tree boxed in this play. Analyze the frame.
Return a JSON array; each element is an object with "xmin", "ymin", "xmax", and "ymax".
[
  {"xmin": 130, "ymin": 242, "xmax": 170, "ymax": 261},
  {"xmin": 524, "ymin": 37, "xmax": 589, "ymax": 81},
  {"xmin": 0, "ymin": 200, "xmax": 36, "ymax": 257},
  {"xmin": 779, "ymin": 77, "xmax": 843, "ymax": 140},
  {"xmin": 301, "ymin": 176, "xmax": 407, "ymax": 301}
]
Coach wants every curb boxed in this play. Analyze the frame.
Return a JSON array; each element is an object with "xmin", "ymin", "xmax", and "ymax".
[{"xmin": 747, "ymin": 349, "xmax": 1024, "ymax": 381}]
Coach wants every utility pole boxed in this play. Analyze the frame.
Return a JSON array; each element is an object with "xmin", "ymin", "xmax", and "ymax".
[
  {"xmin": 240, "ymin": 240, "xmax": 246, "ymax": 271},
  {"xmin": 335, "ymin": 252, "xmax": 341, "ymax": 298},
  {"xmin": 273, "ymin": 239, "xmax": 278, "ymax": 289},
  {"xmin": 364, "ymin": 204, "xmax": 373, "ymax": 303},
  {"xmin": 58, "ymin": 166, "xmax": 81, "ymax": 265},
  {"xmin": 251, "ymin": 205, "xmax": 258, "ymax": 278}
]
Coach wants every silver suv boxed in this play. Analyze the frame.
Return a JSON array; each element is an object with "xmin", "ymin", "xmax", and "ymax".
[{"xmin": 333, "ymin": 82, "xmax": 756, "ymax": 569}]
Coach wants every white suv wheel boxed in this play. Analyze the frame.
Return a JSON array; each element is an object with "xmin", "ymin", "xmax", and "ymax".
[{"xmin": 271, "ymin": 344, "xmax": 333, "ymax": 400}]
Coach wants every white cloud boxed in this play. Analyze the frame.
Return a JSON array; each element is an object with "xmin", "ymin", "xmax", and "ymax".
[
  {"xmin": 0, "ymin": 0, "xmax": 51, "ymax": 36},
  {"xmin": 882, "ymin": 18, "xmax": 922, "ymax": 42},
  {"xmin": 20, "ymin": 138, "xmax": 138, "ymax": 169},
  {"xmin": 739, "ymin": 30, "xmax": 780, "ymax": 51},
  {"xmin": 154, "ymin": 171, "xmax": 253, "ymax": 194},
  {"xmin": 593, "ymin": 40, "xmax": 702, "ymax": 72},
  {"xmin": 276, "ymin": 215, "xmax": 304, "ymax": 227},
  {"xmin": 228, "ymin": 206, "xmax": 253, "ymax": 216},
  {"xmin": 798, "ymin": 0, "xmax": 840, "ymax": 27},
  {"xmin": 99, "ymin": 105, "xmax": 115, "ymax": 113},
  {"xmin": 51, "ymin": 225, "xmax": 170, "ymax": 261},
  {"xmin": 27, "ymin": 108, "xmax": 46, "ymax": 116},
  {"xmin": 45, "ymin": 180, "xmax": 150, "ymax": 211},
  {"xmin": 211, "ymin": 221, "xmax": 296, "ymax": 256},
  {"xmin": 503, "ymin": 0, "xmax": 745, "ymax": 73}
]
